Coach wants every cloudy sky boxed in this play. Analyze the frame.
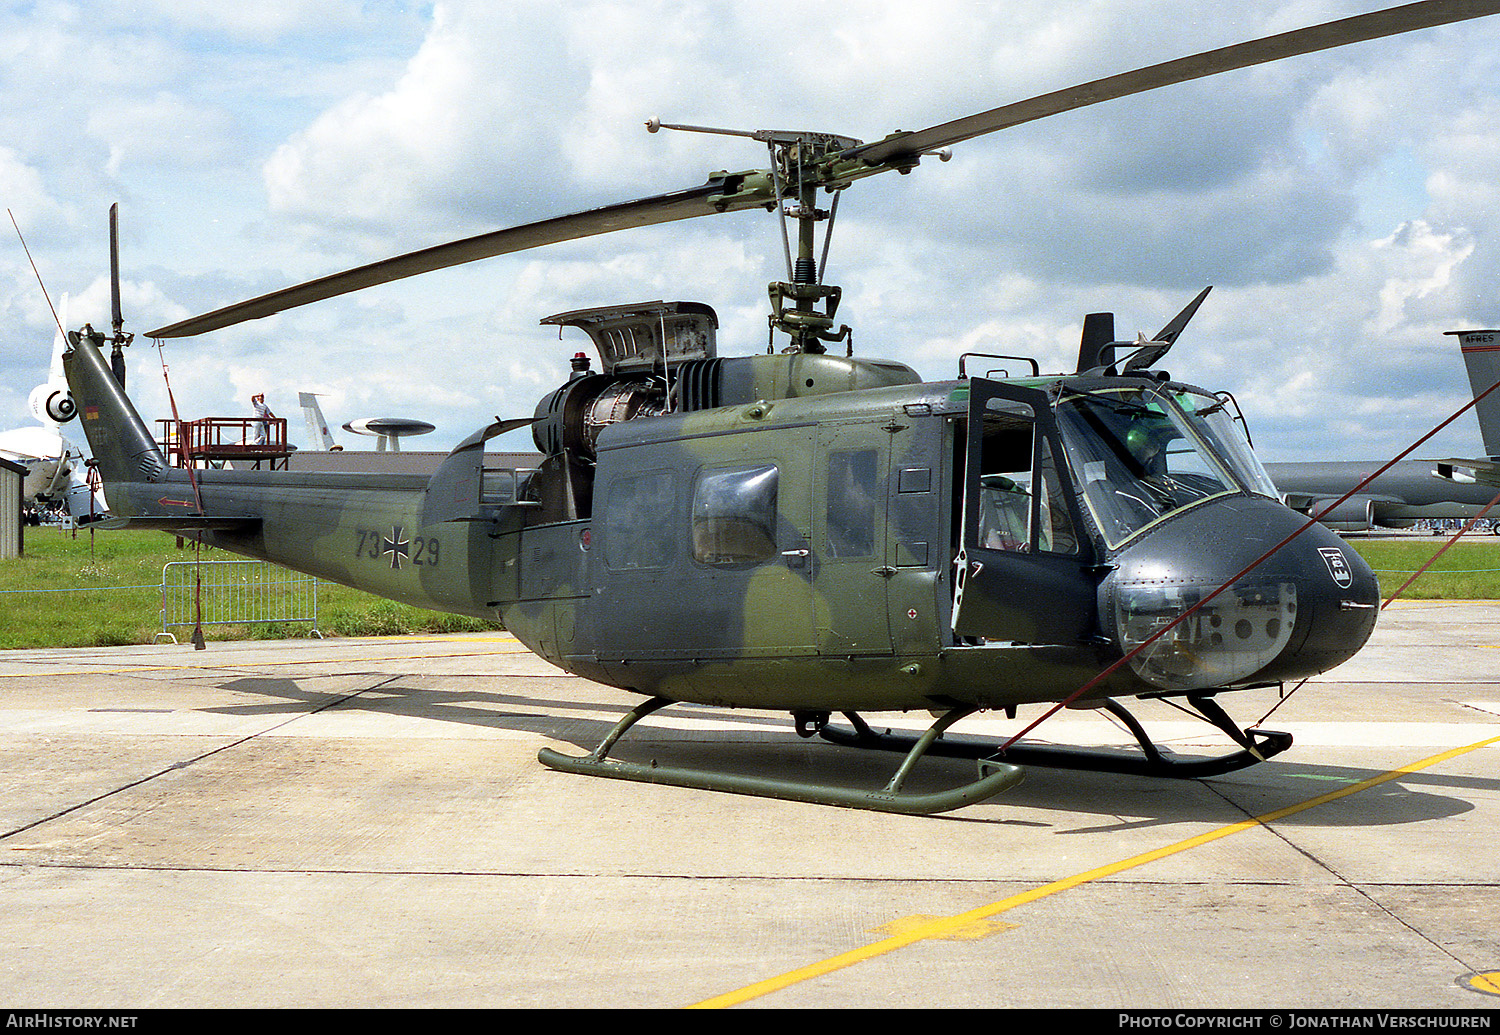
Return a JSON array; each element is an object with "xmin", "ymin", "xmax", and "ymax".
[{"xmin": 2, "ymin": 0, "xmax": 1499, "ymax": 465}]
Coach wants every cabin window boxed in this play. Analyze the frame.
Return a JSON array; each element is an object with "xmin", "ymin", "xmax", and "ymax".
[
  {"xmin": 826, "ymin": 449, "xmax": 880, "ymax": 558},
  {"xmin": 692, "ymin": 463, "xmax": 779, "ymax": 567},
  {"xmin": 603, "ymin": 469, "xmax": 677, "ymax": 570},
  {"xmin": 973, "ymin": 406, "xmax": 1079, "ymax": 555}
]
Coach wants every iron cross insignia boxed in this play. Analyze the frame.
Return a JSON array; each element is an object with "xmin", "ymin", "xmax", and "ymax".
[{"xmin": 382, "ymin": 525, "xmax": 411, "ymax": 569}]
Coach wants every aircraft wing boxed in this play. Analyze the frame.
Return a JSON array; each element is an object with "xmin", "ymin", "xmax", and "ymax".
[
  {"xmin": 1435, "ymin": 459, "xmax": 1500, "ymax": 488},
  {"xmin": 1281, "ymin": 490, "xmax": 1403, "ymax": 511}
]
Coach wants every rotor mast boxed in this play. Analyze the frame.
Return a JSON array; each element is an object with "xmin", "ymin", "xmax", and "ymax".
[{"xmin": 648, "ymin": 120, "xmax": 861, "ymax": 354}]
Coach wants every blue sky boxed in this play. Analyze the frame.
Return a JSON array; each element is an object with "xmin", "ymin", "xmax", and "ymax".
[{"xmin": 3, "ymin": 0, "xmax": 1499, "ymax": 463}]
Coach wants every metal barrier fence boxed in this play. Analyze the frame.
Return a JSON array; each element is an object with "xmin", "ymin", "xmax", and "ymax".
[{"xmin": 158, "ymin": 559, "xmax": 321, "ymax": 643}]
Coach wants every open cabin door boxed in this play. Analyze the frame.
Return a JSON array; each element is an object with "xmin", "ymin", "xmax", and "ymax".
[{"xmin": 952, "ymin": 379, "xmax": 1098, "ymax": 645}]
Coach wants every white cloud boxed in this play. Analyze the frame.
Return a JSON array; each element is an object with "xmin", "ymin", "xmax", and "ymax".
[
  {"xmin": 86, "ymin": 93, "xmax": 238, "ymax": 174},
  {"xmin": 264, "ymin": 3, "xmax": 584, "ymax": 237},
  {"xmin": 91, "ymin": 0, "xmax": 370, "ymax": 43},
  {"xmin": 0, "ymin": 147, "xmax": 65, "ymax": 229},
  {"xmin": 1366, "ymin": 221, "xmax": 1474, "ymax": 336}
]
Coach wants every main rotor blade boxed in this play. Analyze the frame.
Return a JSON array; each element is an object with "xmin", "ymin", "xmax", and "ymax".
[
  {"xmin": 148, "ymin": 176, "xmax": 746, "ymax": 338},
  {"xmin": 847, "ymin": 0, "xmax": 1500, "ymax": 167},
  {"xmin": 149, "ymin": 1, "xmax": 1500, "ymax": 340}
]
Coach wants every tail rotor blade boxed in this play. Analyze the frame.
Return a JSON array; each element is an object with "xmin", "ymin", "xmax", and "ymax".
[{"xmin": 109, "ymin": 203, "xmax": 123, "ymax": 336}]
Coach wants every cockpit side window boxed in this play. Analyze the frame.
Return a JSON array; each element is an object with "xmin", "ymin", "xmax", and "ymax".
[
  {"xmin": 1177, "ymin": 392, "xmax": 1279, "ymax": 499},
  {"xmin": 1036, "ymin": 437, "xmax": 1078, "ymax": 555}
]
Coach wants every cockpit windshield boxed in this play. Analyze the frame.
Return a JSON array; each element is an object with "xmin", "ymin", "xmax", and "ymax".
[
  {"xmin": 1176, "ymin": 390, "xmax": 1279, "ymax": 499},
  {"xmin": 1055, "ymin": 385, "xmax": 1277, "ymax": 546}
]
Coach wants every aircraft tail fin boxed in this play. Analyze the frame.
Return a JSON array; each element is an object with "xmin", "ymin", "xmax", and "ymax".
[
  {"xmin": 298, "ymin": 392, "xmax": 337, "ymax": 450},
  {"xmin": 27, "ymin": 295, "xmax": 79, "ymax": 427},
  {"xmin": 46, "ymin": 293, "xmax": 69, "ymax": 387},
  {"xmin": 1450, "ymin": 329, "xmax": 1500, "ymax": 458},
  {"xmin": 61, "ymin": 332, "xmax": 167, "ymax": 495}
]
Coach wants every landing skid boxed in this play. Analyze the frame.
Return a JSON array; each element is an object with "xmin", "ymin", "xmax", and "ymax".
[
  {"xmin": 537, "ymin": 696, "xmax": 1024, "ymax": 815},
  {"xmin": 819, "ymin": 697, "xmax": 1293, "ymax": 780}
]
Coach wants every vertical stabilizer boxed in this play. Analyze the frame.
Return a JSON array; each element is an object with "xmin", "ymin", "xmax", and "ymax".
[
  {"xmin": 62, "ymin": 332, "xmax": 166, "ymax": 496},
  {"xmin": 298, "ymin": 392, "xmax": 337, "ymax": 449},
  {"xmin": 1448, "ymin": 329, "xmax": 1500, "ymax": 458}
]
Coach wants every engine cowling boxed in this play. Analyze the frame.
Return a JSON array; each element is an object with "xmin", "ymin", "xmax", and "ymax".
[
  {"xmin": 532, "ymin": 374, "xmax": 667, "ymax": 459},
  {"xmin": 29, "ymin": 383, "xmax": 76, "ymax": 425},
  {"xmin": 1296, "ymin": 495, "xmax": 1379, "ymax": 532}
]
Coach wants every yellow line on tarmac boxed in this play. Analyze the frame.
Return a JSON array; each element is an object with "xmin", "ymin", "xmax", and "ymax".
[{"xmin": 689, "ymin": 733, "xmax": 1500, "ymax": 1010}]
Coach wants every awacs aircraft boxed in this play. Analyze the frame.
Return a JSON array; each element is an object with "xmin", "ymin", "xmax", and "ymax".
[
  {"xmin": 1268, "ymin": 330, "xmax": 1500, "ymax": 532},
  {"xmin": 341, "ymin": 417, "xmax": 437, "ymax": 452},
  {"xmin": 62, "ymin": 2, "xmax": 1499, "ymax": 814},
  {"xmin": 297, "ymin": 392, "xmax": 436, "ymax": 452}
]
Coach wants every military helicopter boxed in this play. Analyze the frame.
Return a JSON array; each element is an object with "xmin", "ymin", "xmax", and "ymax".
[{"xmin": 64, "ymin": 1, "xmax": 1498, "ymax": 814}]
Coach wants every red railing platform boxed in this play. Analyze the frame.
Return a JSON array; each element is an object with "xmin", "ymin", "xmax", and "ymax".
[{"xmin": 156, "ymin": 417, "xmax": 291, "ymax": 469}]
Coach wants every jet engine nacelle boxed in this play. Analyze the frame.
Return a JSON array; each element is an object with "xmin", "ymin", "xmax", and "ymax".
[
  {"xmin": 29, "ymin": 382, "xmax": 77, "ymax": 426},
  {"xmin": 1298, "ymin": 495, "xmax": 1379, "ymax": 532}
]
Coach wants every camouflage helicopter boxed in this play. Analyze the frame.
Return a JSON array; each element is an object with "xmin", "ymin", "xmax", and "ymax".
[{"xmin": 64, "ymin": 1, "xmax": 1497, "ymax": 814}]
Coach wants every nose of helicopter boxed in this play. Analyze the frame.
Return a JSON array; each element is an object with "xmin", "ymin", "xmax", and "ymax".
[{"xmin": 1102, "ymin": 496, "xmax": 1380, "ymax": 692}]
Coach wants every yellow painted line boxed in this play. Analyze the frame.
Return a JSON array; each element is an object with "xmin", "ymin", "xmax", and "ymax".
[
  {"xmin": 400, "ymin": 634, "xmax": 521, "ymax": 643},
  {"xmin": 689, "ymin": 733, "xmax": 1500, "ymax": 1010}
]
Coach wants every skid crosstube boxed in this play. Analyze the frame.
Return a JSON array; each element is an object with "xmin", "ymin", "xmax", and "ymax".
[{"xmin": 819, "ymin": 698, "xmax": 1293, "ymax": 780}]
